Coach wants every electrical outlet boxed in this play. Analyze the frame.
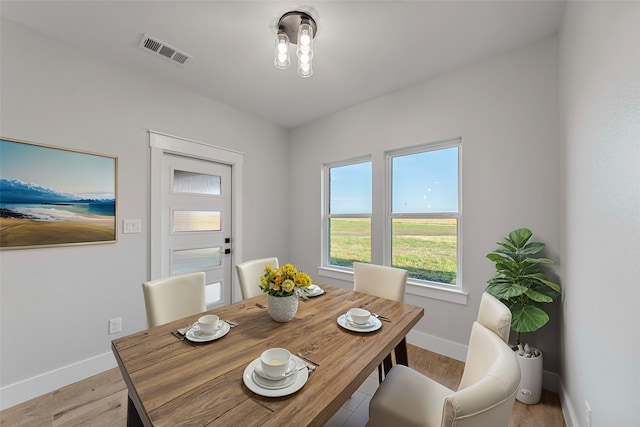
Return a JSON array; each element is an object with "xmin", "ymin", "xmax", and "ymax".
[
  {"xmin": 585, "ymin": 400, "xmax": 591, "ymax": 427},
  {"xmin": 109, "ymin": 317, "xmax": 122, "ymax": 335}
]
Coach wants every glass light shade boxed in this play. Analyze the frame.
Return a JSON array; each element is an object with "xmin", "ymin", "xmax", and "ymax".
[
  {"xmin": 296, "ymin": 22, "xmax": 314, "ymax": 60},
  {"xmin": 274, "ymin": 32, "xmax": 290, "ymax": 69},
  {"xmin": 297, "ymin": 59, "xmax": 313, "ymax": 77}
]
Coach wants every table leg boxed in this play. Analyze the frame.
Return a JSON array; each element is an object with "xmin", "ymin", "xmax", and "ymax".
[
  {"xmin": 394, "ymin": 337, "xmax": 409, "ymax": 366},
  {"xmin": 383, "ymin": 354, "xmax": 393, "ymax": 375},
  {"xmin": 127, "ymin": 395, "xmax": 144, "ymax": 427}
]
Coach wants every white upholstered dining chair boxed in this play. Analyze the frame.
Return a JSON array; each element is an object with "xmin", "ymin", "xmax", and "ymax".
[
  {"xmin": 236, "ymin": 257, "xmax": 279, "ymax": 300},
  {"xmin": 353, "ymin": 262, "xmax": 408, "ymax": 382},
  {"xmin": 353, "ymin": 262, "xmax": 408, "ymax": 302},
  {"xmin": 476, "ymin": 291, "xmax": 512, "ymax": 343},
  {"xmin": 368, "ymin": 293, "xmax": 520, "ymax": 427},
  {"xmin": 142, "ymin": 272, "xmax": 206, "ymax": 328}
]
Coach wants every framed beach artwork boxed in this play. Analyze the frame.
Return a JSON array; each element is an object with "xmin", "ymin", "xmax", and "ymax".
[{"xmin": 0, "ymin": 137, "xmax": 117, "ymax": 250}]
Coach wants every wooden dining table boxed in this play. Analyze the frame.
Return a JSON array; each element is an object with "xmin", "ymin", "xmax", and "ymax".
[{"xmin": 111, "ymin": 284, "xmax": 424, "ymax": 426}]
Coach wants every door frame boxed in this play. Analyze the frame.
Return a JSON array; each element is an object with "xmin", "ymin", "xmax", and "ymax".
[{"xmin": 149, "ymin": 130, "xmax": 244, "ymax": 302}]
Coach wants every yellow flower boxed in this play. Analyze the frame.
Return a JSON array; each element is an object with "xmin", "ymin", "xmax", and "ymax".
[
  {"xmin": 261, "ymin": 263, "xmax": 313, "ymax": 297},
  {"xmin": 282, "ymin": 279, "xmax": 295, "ymax": 292}
]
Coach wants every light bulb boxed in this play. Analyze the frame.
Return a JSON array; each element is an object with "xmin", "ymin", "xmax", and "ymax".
[
  {"xmin": 274, "ymin": 32, "xmax": 290, "ymax": 69},
  {"xmin": 300, "ymin": 31, "xmax": 311, "ymax": 46},
  {"xmin": 297, "ymin": 57, "xmax": 313, "ymax": 78},
  {"xmin": 299, "ymin": 52, "xmax": 310, "ymax": 64},
  {"xmin": 297, "ymin": 21, "xmax": 314, "ymax": 63}
]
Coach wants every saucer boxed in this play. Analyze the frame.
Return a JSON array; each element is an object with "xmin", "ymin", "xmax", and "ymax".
[
  {"xmin": 254, "ymin": 359, "xmax": 296, "ymax": 381},
  {"xmin": 305, "ymin": 284, "xmax": 325, "ymax": 298},
  {"xmin": 191, "ymin": 321, "xmax": 223, "ymax": 335},
  {"xmin": 243, "ymin": 356, "xmax": 308, "ymax": 397},
  {"xmin": 185, "ymin": 321, "xmax": 230, "ymax": 342},
  {"xmin": 252, "ymin": 360, "xmax": 299, "ymax": 390},
  {"xmin": 337, "ymin": 314, "xmax": 382, "ymax": 333},
  {"xmin": 345, "ymin": 314, "xmax": 376, "ymax": 328}
]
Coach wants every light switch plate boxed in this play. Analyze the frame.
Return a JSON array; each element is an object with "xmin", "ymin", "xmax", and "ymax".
[{"xmin": 123, "ymin": 219, "xmax": 142, "ymax": 234}]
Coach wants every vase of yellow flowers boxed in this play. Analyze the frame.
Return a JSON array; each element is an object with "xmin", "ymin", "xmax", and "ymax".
[{"xmin": 260, "ymin": 263, "xmax": 312, "ymax": 322}]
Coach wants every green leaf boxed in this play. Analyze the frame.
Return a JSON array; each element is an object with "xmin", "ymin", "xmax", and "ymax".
[
  {"xmin": 496, "ymin": 242, "xmax": 517, "ymax": 252},
  {"xmin": 537, "ymin": 277, "xmax": 561, "ymax": 293},
  {"xmin": 529, "ymin": 282, "xmax": 561, "ymax": 299},
  {"xmin": 520, "ymin": 242, "xmax": 545, "ymax": 255},
  {"xmin": 524, "ymin": 288, "xmax": 553, "ymax": 303},
  {"xmin": 486, "ymin": 282, "xmax": 528, "ymax": 299},
  {"xmin": 510, "ymin": 303, "xmax": 549, "ymax": 333},
  {"xmin": 507, "ymin": 228, "xmax": 532, "ymax": 248}
]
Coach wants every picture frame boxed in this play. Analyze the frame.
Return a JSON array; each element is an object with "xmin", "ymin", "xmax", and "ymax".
[{"xmin": 0, "ymin": 136, "xmax": 118, "ymax": 250}]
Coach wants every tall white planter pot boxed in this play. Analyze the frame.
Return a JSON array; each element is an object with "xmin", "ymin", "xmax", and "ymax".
[{"xmin": 515, "ymin": 348, "xmax": 543, "ymax": 404}]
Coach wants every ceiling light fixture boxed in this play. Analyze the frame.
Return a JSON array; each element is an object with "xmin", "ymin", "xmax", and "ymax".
[{"xmin": 274, "ymin": 11, "xmax": 317, "ymax": 78}]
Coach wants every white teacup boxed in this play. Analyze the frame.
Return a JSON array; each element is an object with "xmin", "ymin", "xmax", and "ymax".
[
  {"xmin": 260, "ymin": 348, "xmax": 292, "ymax": 379},
  {"xmin": 348, "ymin": 308, "xmax": 371, "ymax": 325},
  {"xmin": 193, "ymin": 314, "xmax": 220, "ymax": 335}
]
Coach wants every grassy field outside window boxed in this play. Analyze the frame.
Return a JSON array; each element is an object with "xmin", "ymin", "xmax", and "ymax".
[
  {"xmin": 329, "ymin": 218, "xmax": 456, "ymax": 284},
  {"xmin": 392, "ymin": 218, "xmax": 456, "ymax": 284}
]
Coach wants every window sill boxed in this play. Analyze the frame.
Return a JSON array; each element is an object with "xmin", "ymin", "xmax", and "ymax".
[{"xmin": 317, "ymin": 266, "xmax": 468, "ymax": 305}]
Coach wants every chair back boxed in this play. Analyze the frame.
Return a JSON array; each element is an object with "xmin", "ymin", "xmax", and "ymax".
[
  {"xmin": 353, "ymin": 262, "xmax": 408, "ymax": 302},
  {"xmin": 236, "ymin": 257, "xmax": 278, "ymax": 300},
  {"xmin": 477, "ymin": 292, "xmax": 512, "ymax": 343},
  {"xmin": 142, "ymin": 272, "xmax": 206, "ymax": 328},
  {"xmin": 447, "ymin": 322, "xmax": 521, "ymax": 427}
]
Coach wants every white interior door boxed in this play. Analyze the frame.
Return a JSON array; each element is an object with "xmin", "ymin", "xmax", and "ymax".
[{"xmin": 160, "ymin": 153, "xmax": 232, "ymax": 309}]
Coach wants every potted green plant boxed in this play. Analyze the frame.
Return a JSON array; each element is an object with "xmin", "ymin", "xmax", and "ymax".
[{"xmin": 485, "ymin": 227, "xmax": 561, "ymax": 404}]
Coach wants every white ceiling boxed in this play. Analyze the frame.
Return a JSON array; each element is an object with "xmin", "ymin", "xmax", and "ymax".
[{"xmin": 1, "ymin": 1, "xmax": 565, "ymax": 129}]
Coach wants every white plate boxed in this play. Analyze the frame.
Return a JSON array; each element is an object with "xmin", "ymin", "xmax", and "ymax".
[
  {"xmin": 252, "ymin": 360, "xmax": 298, "ymax": 390},
  {"xmin": 243, "ymin": 356, "xmax": 309, "ymax": 397},
  {"xmin": 185, "ymin": 321, "xmax": 230, "ymax": 342},
  {"xmin": 304, "ymin": 284, "xmax": 325, "ymax": 298},
  {"xmin": 345, "ymin": 313, "xmax": 377, "ymax": 328},
  {"xmin": 337, "ymin": 314, "xmax": 382, "ymax": 332}
]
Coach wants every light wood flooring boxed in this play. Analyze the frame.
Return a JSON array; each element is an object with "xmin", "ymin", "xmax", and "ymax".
[{"xmin": 0, "ymin": 344, "xmax": 565, "ymax": 426}]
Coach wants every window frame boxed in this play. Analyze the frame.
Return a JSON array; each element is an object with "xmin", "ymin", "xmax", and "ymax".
[
  {"xmin": 319, "ymin": 139, "xmax": 467, "ymax": 305},
  {"xmin": 384, "ymin": 138, "xmax": 463, "ymax": 293},
  {"xmin": 321, "ymin": 156, "xmax": 373, "ymax": 271}
]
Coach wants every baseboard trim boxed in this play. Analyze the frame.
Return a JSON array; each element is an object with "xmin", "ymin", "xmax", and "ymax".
[
  {"xmin": 0, "ymin": 351, "xmax": 117, "ymax": 411},
  {"xmin": 407, "ymin": 329, "xmax": 561, "ymax": 394},
  {"xmin": 558, "ymin": 379, "xmax": 578, "ymax": 427},
  {"xmin": 407, "ymin": 328, "xmax": 468, "ymax": 362}
]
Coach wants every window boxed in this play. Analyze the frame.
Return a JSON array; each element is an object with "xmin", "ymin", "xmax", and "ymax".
[
  {"xmin": 326, "ymin": 159, "xmax": 372, "ymax": 268},
  {"xmin": 389, "ymin": 143, "xmax": 459, "ymax": 285},
  {"xmin": 322, "ymin": 139, "xmax": 461, "ymax": 293}
]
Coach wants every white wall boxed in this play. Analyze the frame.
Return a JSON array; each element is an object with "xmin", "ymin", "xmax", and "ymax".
[
  {"xmin": 289, "ymin": 37, "xmax": 561, "ymax": 371},
  {"xmin": 559, "ymin": 2, "xmax": 640, "ymax": 426},
  {"xmin": 0, "ymin": 18, "xmax": 290, "ymax": 409}
]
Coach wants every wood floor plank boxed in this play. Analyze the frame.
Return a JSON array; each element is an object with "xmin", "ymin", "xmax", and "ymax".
[
  {"xmin": 0, "ymin": 393, "xmax": 52, "ymax": 427},
  {"xmin": 51, "ymin": 367, "xmax": 128, "ymax": 427}
]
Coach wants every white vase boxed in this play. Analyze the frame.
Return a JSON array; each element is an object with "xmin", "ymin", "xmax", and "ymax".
[
  {"xmin": 516, "ymin": 348, "xmax": 543, "ymax": 404},
  {"xmin": 267, "ymin": 294, "xmax": 298, "ymax": 322}
]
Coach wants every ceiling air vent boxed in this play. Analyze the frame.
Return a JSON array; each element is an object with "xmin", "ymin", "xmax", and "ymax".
[{"xmin": 139, "ymin": 34, "xmax": 191, "ymax": 65}]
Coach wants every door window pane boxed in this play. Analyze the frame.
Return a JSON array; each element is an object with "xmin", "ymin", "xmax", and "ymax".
[
  {"xmin": 173, "ymin": 170, "xmax": 221, "ymax": 195},
  {"xmin": 172, "ymin": 247, "xmax": 222, "ymax": 274},
  {"xmin": 173, "ymin": 210, "xmax": 221, "ymax": 232},
  {"xmin": 206, "ymin": 282, "xmax": 222, "ymax": 308}
]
